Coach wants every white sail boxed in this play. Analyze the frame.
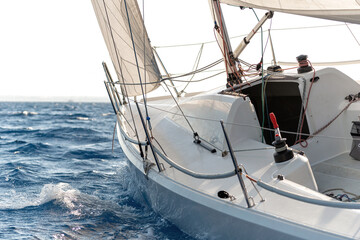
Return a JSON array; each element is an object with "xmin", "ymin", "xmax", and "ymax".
[
  {"xmin": 220, "ymin": 0, "xmax": 360, "ymax": 24},
  {"xmin": 92, "ymin": 0, "xmax": 161, "ymax": 97}
]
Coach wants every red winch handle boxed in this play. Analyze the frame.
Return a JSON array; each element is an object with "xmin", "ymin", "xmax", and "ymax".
[{"xmin": 269, "ymin": 112, "xmax": 279, "ymax": 129}]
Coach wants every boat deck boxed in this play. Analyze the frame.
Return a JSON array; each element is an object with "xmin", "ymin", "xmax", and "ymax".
[{"xmin": 312, "ymin": 153, "xmax": 360, "ymax": 200}]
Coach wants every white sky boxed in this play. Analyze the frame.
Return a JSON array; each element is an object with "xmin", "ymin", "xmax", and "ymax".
[
  {"xmin": 0, "ymin": 0, "xmax": 111, "ymax": 101},
  {"xmin": 1, "ymin": 0, "xmax": 359, "ymax": 101}
]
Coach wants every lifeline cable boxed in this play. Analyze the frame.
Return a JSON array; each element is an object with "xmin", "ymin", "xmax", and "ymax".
[{"xmin": 137, "ymin": 100, "xmax": 356, "ymax": 142}]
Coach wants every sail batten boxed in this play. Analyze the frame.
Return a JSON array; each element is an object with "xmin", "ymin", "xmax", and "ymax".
[
  {"xmin": 92, "ymin": 0, "xmax": 161, "ymax": 97},
  {"xmin": 220, "ymin": 0, "xmax": 360, "ymax": 24}
]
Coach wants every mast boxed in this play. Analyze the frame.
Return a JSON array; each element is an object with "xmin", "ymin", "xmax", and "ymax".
[
  {"xmin": 209, "ymin": 0, "xmax": 240, "ymax": 87},
  {"xmin": 209, "ymin": 0, "xmax": 273, "ymax": 88}
]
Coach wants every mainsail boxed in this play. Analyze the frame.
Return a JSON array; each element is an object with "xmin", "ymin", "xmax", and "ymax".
[
  {"xmin": 220, "ymin": 0, "xmax": 360, "ymax": 24},
  {"xmin": 92, "ymin": 0, "xmax": 161, "ymax": 97}
]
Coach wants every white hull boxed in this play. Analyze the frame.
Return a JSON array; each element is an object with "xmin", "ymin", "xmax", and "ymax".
[
  {"xmin": 111, "ymin": 67, "xmax": 360, "ymax": 239},
  {"xmin": 119, "ymin": 127, "xmax": 357, "ymax": 240}
]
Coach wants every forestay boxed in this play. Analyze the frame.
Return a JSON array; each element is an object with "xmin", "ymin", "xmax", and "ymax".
[
  {"xmin": 220, "ymin": 0, "xmax": 360, "ymax": 24},
  {"xmin": 92, "ymin": 0, "xmax": 161, "ymax": 97}
]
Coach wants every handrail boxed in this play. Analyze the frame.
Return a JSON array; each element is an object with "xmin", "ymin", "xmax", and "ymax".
[
  {"xmin": 257, "ymin": 180, "xmax": 360, "ymax": 209},
  {"xmin": 116, "ymin": 107, "xmax": 360, "ymax": 209},
  {"xmin": 153, "ymin": 145, "xmax": 236, "ymax": 179},
  {"xmin": 117, "ymin": 119, "xmax": 236, "ymax": 179}
]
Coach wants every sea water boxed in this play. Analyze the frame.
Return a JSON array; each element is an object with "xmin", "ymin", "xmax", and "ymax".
[{"xmin": 0, "ymin": 102, "xmax": 192, "ymax": 239}]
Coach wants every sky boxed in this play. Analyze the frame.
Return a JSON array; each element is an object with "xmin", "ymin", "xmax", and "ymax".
[
  {"xmin": 0, "ymin": 0, "xmax": 359, "ymax": 101},
  {"xmin": 0, "ymin": 1, "xmax": 111, "ymax": 101}
]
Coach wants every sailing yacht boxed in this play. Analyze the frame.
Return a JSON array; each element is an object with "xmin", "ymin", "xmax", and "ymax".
[{"xmin": 91, "ymin": 0, "xmax": 360, "ymax": 239}]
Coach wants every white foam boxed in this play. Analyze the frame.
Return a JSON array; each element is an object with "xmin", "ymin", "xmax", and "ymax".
[
  {"xmin": 129, "ymin": 226, "xmax": 156, "ymax": 240},
  {"xmin": 37, "ymin": 183, "xmax": 81, "ymax": 209},
  {"xmin": 21, "ymin": 111, "xmax": 38, "ymax": 116},
  {"xmin": 76, "ymin": 117, "xmax": 90, "ymax": 121},
  {"xmin": 0, "ymin": 183, "xmax": 81, "ymax": 211}
]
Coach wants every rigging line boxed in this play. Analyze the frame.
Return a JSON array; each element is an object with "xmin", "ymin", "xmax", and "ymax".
[
  {"xmin": 142, "ymin": 0, "xmax": 147, "ymax": 93},
  {"xmin": 214, "ymin": 28, "xmax": 231, "ymax": 79},
  {"xmin": 113, "ymin": 70, "xmax": 225, "ymax": 86},
  {"xmin": 161, "ymin": 58, "xmax": 224, "ymax": 81},
  {"xmin": 322, "ymin": 188, "xmax": 360, "ymax": 199},
  {"xmin": 259, "ymin": 17, "xmax": 273, "ymax": 142},
  {"xmin": 296, "ymin": 77, "xmax": 307, "ymax": 143},
  {"xmin": 152, "ymin": 47, "xmax": 180, "ymax": 96},
  {"xmin": 115, "ymin": 71, "xmax": 225, "ymax": 87},
  {"xmin": 161, "ymin": 82, "xmax": 196, "ymax": 134},
  {"xmin": 170, "ymin": 71, "xmax": 226, "ymax": 83},
  {"xmin": 251, "ymin": 10, "xmax": 274, "ymax": 142},
  {"xmin": 295, "ymin": 61, "xmax": 316, "ymax": 147},
  {"xmin": 310, "ymin": 98, "xmax": 359, "ymax": 138},
  {"xmin": 180, "ymin": 43, "xmax": 205, "ymax": 94},
  {"xmin": 115, "ymin": 79, "xmax": 161, "ymax": 85},
  {"xmin": 278, "ymin": 59, "xmax": 360, "ymax": 66},
  {"xmin": 153, "ymin": 23, "xmax": 348, "ymax": 49},
  {"xmin": 110, "ymin": 2, "xmax": 155, "ymax": 66},
  {"xmin": 168, "ymin": 68, "xmax": 225, "ymax": 75},
  {"xmin": 102, "ymin": 0, "xmax": 144, "ymax": 158},
  {"xmin": 152, "ymin": 136, "xmax": 168, "ymax": 157},
  {"xmin": 240, "ymin": 163, "xmax": 265, "ymax": 202},
  {"xmin": 142, "ymin": 0, "xmax": 149, "ymax": 134},
  {"xmin": 138, "ymin": 101, "xmax": 355, "ymax": 141},
  {"xmin": 251, "ymin": 8, "xmax": 266, "ymax": 142},
  {"xmin": 116, "ymin": 107, "xmax": 136, "ymax": 135},
  {"xmin": 123, "ymin": 0, "xmax": 153, "ymax": 135},
  {"xmin": 345, "ymin": 23, "xmax": 360, "ymax": 47},
  {"xmin": 271, "ymin": 22, "xmax": 351, "ymax": 32},
  {"xmin": 261, "ymin": 76, "xmax": 272, "ymax": 142},
  {"xmin": 263, "ymin": 20, "xmax": 273, "ymax": 141}
]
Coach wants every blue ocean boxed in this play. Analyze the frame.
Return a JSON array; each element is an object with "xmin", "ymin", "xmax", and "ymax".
[{"xmin": 0, "ymin": 102, "xmax": 192, "ymax": 239}]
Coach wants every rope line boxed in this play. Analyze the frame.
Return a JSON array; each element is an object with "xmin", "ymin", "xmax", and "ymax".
[
  {"xmin": 135, "ymin": 101, "xmax": 357, "ymax": 142},
  {"xmin": 102, "ymin": 0, "xmax": 144, "ymax": 158},
  {"xmin": 345, "ymin": 23, "xmax": 360, "ymax": 47},
  {"xmin": 123, "ymin": 0, "xmax": 153, "ymax": 137},
  {"xmin": 161, "ymin": 83, "xmax": 197, "ymax": 134},
  {"xmin": 180, "ymin": 43, "xmax": 205, "ymax": 94},
  {"xmin": 153, "ymin": 23, "xmax": 349, "ymax": 49}
]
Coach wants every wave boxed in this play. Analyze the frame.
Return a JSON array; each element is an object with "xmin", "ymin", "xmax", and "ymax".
[
  {"xmin": 9, "ymin": 111, "xmax": 39, "ymax": 116},
  {"xmin": 0, "ymin": 183, "xmax": 96, "ymax": 213},
  {"xmin": 0, "ymin": 102, "xmax": 193, "ymax": 239},
  {"xmin": 76, "ymin": 116, "xmax": 90, "ymax": 121},
  {"xmin": 60, "ymin": 113, "xmax": 92, "ymax": 121},
  {"xmin": 36, "ymin": 127, "xmax": 98, "ymax": 137},
  {"xmin": 33, "ymin": 127, "xmax": 109, "ymax": 145},
  {"xmin": 11, "ymin": 142, "xmax": 51, "ymax": 155},
  {"xmin": 0, "ymin": 126, "xmax": 39, "ymax": 134},
  {"xmin": 63, "ymin": 148, "xmax": 113, "ymax": 160},
  {"xmin": 0, "ymin": 139, "xmax": 27, "ymax": 146},
  {"xmin": 0, "ymin": 183, "xmax": 141, "ymax": 220}
]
